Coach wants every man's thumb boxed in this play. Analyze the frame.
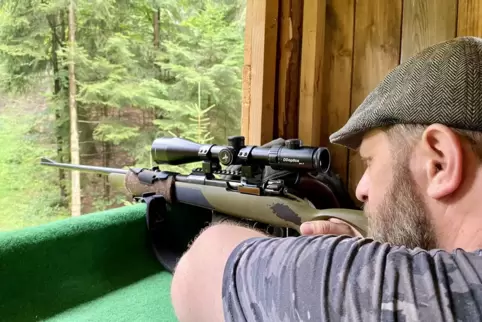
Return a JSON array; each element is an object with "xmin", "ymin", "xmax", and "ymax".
[{"xmin": 300, "ymin": 221, "xmax": 336, "ymax": 235}]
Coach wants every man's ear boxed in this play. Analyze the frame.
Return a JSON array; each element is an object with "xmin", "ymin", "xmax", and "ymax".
[{"xmin": 421, "ymin": 124, "xmax": 463, "ymax": 199}]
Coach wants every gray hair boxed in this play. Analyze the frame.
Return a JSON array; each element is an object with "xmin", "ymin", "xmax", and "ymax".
[{"xmin": 383, "ymin": 124, "xmax": 482, "ymax": 160}]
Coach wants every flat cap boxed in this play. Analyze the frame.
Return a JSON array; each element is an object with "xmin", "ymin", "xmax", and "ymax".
[{"xmin": 329, "ymin": 36, "xmax": 482, "ymax": 150}]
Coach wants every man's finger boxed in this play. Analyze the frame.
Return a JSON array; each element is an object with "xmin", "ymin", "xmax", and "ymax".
[
  {"xmin": 300, "ymin": 220, "xmax": 354, "ymax": 236},
  {"xmin": 328, "ymin": 218, "xmax": 364, "ymax": 237}
]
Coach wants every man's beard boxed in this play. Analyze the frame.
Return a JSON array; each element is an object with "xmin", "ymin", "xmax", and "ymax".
[{"xmin": 365, "ymin": 159, "xmax": 438, "ymax": 250}]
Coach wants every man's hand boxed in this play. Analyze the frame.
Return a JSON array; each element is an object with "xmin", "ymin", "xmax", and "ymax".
[{"xmin": 300, "ymin": 218, "xmax": 363, "ymax": 237}]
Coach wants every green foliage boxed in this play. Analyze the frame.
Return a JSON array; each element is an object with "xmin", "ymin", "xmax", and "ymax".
[
  {"xmin": 0, "ymin": 0, "xmax": 55, "ymax": 93},
  {"xmin": 153, "ymin": 82, "xmax": 215, "ymax": 143},
  {"xmin": 0, "ymin": 0, "xmax": 246, "ymax": 226},
  {"xmin": 93, "ymin": 122, "xmax": 140, "ymax": 145},
  {"xmin": 90, "ymin": 193, "xmax": 128, "ymax": 212},
  {"xmin": 158, "ymin": 0, "xmax": 245, "ymax": 142},
  {"xmin": 0, "ymin": 104, "xmax": 69, "ymax": 231}
]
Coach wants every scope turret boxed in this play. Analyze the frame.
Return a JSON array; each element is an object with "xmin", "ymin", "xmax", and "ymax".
[{"xmin": 151, "ymin": 136, "xmax": 330, "ymax": 173}]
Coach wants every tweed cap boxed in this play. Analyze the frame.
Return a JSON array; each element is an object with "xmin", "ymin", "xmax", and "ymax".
[{"xmin": 329, "ymin": 36, "xmax": 482, "ymax": 150}]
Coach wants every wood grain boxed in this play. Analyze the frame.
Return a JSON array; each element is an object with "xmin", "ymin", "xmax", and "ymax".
[
  {"xmin": 320, "ymin": 0, "xmax": 355, "ymax": 185},
  {"xmin": 241, "ymin": 0, "xmax": 254, "ymax": 141},
  {"xmin": 242, "ymin": 0, "xmax": 279, "ymax": 146},
  {"xmin": 241, "ymin": 0, "xmax": 472, "ymax": 197},
  {"xmin": 251, "ymin": 0, "xmax": 279, "ymax": 145},
  {"xmin": 401, "ymin": 0, "xmax": 457, "ymax": 63},
  {"xmin": 298, "ymin": 0, "xmax": 326, "ymax": 147},
  {"xmin": 457, "ymin": 0, "xmax": 482, "ymax": 37},
  {"xmin": 348, "ymin": 0, "xmax": 403, "ymax": 199},
  {"xmin": 275, "ymin": 0, "xmax": 303, "ymax": 140}
]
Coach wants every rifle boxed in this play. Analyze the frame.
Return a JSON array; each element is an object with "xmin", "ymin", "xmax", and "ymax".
[{"xmin": 40, "ymin": 136, "xmax": 367, "ymax": 272}]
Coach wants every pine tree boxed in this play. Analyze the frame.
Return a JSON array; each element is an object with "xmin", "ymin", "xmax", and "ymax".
[{"xmin": 0, "ymin": 0, "xmax": 246, "ymax": 213}]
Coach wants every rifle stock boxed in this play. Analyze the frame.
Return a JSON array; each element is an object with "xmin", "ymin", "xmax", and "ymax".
[
  {"xmin": 115, "ymin": 169, "xmax": 367, "ymax": 235},
  {"xmin": 173, "ymin": 182, "xmax": 367, "ymax": 235}
]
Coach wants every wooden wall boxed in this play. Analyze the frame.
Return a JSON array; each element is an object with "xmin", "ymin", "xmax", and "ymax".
[{"xmin": 241, "ymin": 0, "xmax": 482, "ymax": 200}]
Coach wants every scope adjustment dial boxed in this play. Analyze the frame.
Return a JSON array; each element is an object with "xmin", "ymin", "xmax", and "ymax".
[
  {"xmin": 228, "ymin": 136, "xmax": 245, "ymax": 149},
  {"xmin": 285, "ymin": 139, "xmax": 302, "ymax": 150},
  {"xmin": 218, "ymin": 147, "xmax": 235, "ymax": 166}
]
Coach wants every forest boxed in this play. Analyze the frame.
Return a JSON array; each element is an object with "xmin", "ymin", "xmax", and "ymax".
[{"xmin": 0, "ymin": 0, "xmax": 246, "ymax": 231}]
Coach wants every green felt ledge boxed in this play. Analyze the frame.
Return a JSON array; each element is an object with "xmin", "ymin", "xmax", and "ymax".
[{"xmin": 0, "ymin": 203, "xmax": 178, "ymax": 322}]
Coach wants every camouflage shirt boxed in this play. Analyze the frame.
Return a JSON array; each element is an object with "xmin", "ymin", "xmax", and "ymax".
[{"xmin": 222, "ymin": 235, "xmax": 482, "ymax": 321}]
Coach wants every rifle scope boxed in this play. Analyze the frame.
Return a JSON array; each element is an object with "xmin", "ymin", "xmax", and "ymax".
[{"xmin": 151, "ymin": 136, "xmax": 330, "ymax": 173}]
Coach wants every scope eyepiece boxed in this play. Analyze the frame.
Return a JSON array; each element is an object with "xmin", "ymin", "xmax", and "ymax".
[{"xmin": 151, "ymin": 136, "xmax": 330, "ymax": 173}]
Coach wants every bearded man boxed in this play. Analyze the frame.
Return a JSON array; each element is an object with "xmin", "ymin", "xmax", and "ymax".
[{"xmin": 170, "ymin": 36, "xmax": 482, "ymax": 321}]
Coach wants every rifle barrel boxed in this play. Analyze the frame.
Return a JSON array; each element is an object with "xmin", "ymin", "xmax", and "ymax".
[{"xmin": 40, "ymin": 157, "xmax": 128, "ymax": 175}]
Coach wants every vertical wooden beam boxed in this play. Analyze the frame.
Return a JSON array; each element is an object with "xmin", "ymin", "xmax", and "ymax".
[
  {"xmin": 298, "ymin": 0, "xmax": 326, "ymax": 147},
  {"xmin": 275, "ymin": 0, "xmax": 303, "ymax": 140},
  {"xmin": 241, "ymin": 0, "xmax": 253, "ymax": 141},
  {"xmin": 241, "ymin": 0, "xmax": 279, "ymax": 145},
  {"xmin": 320, "ymin": 0, "xmax": 355, "ymax": 185},
  {"xmin": 401, "ymin": 0, "xmax": 457, "ymax": 63},
  {"xmin": 457, "ymin": 0, "xmax": 482, "ymax": 37},
  {"xmin": 348, "ymin": 0, "xmax": 403, "ymax": 198}
]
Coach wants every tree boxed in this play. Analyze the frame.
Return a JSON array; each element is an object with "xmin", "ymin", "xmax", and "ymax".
[
  {"xmin": 0, "ymin": 0, "xmax": 71, "ymax": 202},
  {"xmin": 68, "ymin": 0, "xmax": 81, "ymax": 216},
  {"xmin": 0, "ymin": 0, "xmax": 246, "ymax": 215}
]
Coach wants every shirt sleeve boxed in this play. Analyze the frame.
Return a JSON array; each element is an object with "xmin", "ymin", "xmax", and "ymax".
[{"xmin": 222, "ymin": 235, "xmax": 482, "ymax": 322}]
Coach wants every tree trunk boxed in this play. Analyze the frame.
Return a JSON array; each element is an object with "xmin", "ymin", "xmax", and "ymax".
[
  {"xmin": 102, "ymin": 106, "xmax": 111, "ymax": 199},
  {"xmin": 47, "ymin": 13, "xmax": 68, "ymax": 205},
  {"xmin": 153, "ymin": 8, "xmax": 160, "ymax": 48},
  {"xmin": 68, "ymin": 0, "xmax": 81, "ymax": 217}
]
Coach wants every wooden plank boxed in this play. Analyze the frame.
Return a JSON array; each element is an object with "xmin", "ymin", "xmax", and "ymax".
[
  {"xmin": 401, "ymin": 0, "xmax": 457, "ymax": 63},
  {"xmin": 298, "ymin": 0, "xmax": 326, "ymax": 147},
  {"xmin": 241, "ymin": 0, "xmax": 254, "ymax": 141},
  {"xmin": 320, "ymin": 0, "xmax": 355, "ymax": 185},
  {"xmin": 246, "ymin": 0, "xmax": 279, "ymax": 145},
  {"xmin": 348, "ymin": 0, "xmax": 403, "ymax": 199},
  {"xmin": 457, "ymin": 0, "xmax": 482, "ymax": 37},
  {"xmin": 275, "ymin": 0, "xmax": 303, "ymax": 140}
]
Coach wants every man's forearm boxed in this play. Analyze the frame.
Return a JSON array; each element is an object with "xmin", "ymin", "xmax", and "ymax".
[{"xmin": 170, "ymin": 223, "xmax": 266, "ymax": 322}]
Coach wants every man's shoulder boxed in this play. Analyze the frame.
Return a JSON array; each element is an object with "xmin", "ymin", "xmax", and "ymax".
[
  {"xmin": 378, "ymin": 247, "xmax": 482, "ymax": 321},
  {"xmin": 222, "ymin": 235, "xmax": 482, "ymax": 321}
]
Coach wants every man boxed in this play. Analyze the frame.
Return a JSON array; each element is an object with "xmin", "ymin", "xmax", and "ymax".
[{"xmin": 171, "ymin": 36, "xmax": 482, "ymax": 321}]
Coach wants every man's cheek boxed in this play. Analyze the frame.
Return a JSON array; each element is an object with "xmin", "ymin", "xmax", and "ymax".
[
  {"xmin": 373, "ymin": 172, "xmax": 392, "ymax": 197},
  {"xmin": 365, "ymin": 187, "xmax": 386, "ymax": 214}
]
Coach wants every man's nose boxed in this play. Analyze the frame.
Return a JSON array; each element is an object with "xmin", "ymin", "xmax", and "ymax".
[{"xmin": 355, "ymin": 172, "xmax": 369, "ymax": 203}]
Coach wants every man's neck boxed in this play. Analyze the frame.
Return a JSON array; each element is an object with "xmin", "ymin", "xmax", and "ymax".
[
  {"xmin": 436, "ymin": 203, "xmax": 482, "ymax": 252},
  {"xmin": 434, "ymin": 165, "xmax": 482, "ymax": 252}
]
